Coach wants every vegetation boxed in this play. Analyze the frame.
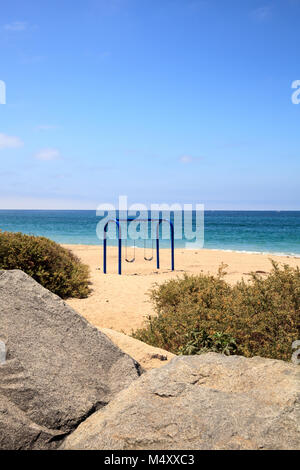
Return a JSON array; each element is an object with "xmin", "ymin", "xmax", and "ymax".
[
  {"xmin": 0, "ymin": 231, "xmax": 90, "ymax": 298},
  {"xmin": 133, "ymin": 262, "xmax": 300, "ymax": 362}
]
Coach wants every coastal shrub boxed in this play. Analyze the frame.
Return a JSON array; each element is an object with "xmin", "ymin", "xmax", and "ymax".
[
  {"xmin": 0, "ymin": 231, "xmax": 90, "ymax": 298},
  {"xmin": 132, "ymin": 262, "xmax": 300, "ymax": 362},
  {"xmin": 178, "ymin": 329, "xmax": 237, "ymax": 356}
]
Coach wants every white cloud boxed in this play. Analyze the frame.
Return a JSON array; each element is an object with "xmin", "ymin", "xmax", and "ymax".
[
  {"xmin": 20, "ymin": 55, "xmax": 44, "ymax": 65},
  {"xmin": 4, "ymin": 21, "xmax": 28, "ymax": 31},
  {"xmin": 179, "ymin": 155, "xmax": 204, "ymax": 164},
  {"xmin": 180, "ymin": 155, "xmax": 194, "ymax": 164},
  {"xmin": 0, "ymin": 133, "xmax": 24, "ymax": 150},
  {"xmin": 36, "ymin": 125, "xmax": 59, "ymax": 131},
  {"xmin": 35, "ymin": 148, "xmax": 61, "ymax": 161},
  {"xmin": 251, "ymin": 6, "xmax": 272, "ymax": 21}
]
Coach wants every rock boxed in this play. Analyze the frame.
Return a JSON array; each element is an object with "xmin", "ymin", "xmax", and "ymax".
[
  {"xmin": 0, "ymin": 395, "xmax": 64, "ymax": 450},
  {"xmin": 61, "ymin": 353, "xmax": 300, "ymax": 450},
  {"xmin": 0, "ymin": 270, "xmax": 141, "ymax": 450},
  {"xmin": 100, "ymin": 328, "xmax": 175, "ymax": 370}
]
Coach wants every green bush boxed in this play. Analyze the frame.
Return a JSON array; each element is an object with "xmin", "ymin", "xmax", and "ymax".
[
  {"xmin": 0, "ymin": 231, "xmax": 90, "ymax": 299},
  {"xmin": 132, "ymin": 262, "xmax": 300, "ymax": 362},
  {"xmin": 178, "ymin": 329, "xmax": 237, "ymax": 356}
]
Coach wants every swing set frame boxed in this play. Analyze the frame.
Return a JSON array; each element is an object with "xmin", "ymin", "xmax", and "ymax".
[{"xmin": 103, "ymin": 217, "xmax": 175, "ymax": 275}]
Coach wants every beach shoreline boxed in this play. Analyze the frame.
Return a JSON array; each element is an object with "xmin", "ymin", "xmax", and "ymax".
[
  {"xmin": 64, "ymin": 244, "xmax": 300, "ymax": 335},
  {"xmin": 64, "ymin": 243, "xmax": 300, "ymax": 258}
]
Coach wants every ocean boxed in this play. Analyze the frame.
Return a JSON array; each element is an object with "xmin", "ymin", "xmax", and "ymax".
[{"xmin": 0, "ymin": 210, "xmax": 299, "ymax": 256}]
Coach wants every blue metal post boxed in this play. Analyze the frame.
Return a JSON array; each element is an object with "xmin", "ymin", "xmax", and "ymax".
[
  {"xmin": 156, "ymin": 219, "xmax": 174, "ymax": 271},
  {"xmin": 118, "ymin": 235, "xmax": 122, "ymax": 275},
  {"xmin": 103, "ymin": 219, "xmax": 122, "ymax": 275},
  {"xmin": 104, "ymin": 236, "xmax": 107, "ymax": 273},
  {"xmin": 170, "ymin": 221, "xmax": 175, "ymax": 271}
]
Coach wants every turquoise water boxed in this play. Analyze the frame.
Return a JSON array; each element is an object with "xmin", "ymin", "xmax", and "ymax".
[{"xmin": 0, "ymin": 210, "xmax": 299, "ymax": 256}]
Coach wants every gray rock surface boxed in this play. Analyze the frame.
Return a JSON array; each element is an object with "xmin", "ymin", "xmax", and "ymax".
[
  {"xmin": 0, "ymin": 270, "xmax": 141, "ymax": 450},
  {"xmin": 62, "ymin": 353, "xmax": 300, "ymax": 450}
]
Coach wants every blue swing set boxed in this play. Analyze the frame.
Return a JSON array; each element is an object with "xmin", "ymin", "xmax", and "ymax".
[{"xmin": 103, "ymin": 217, "xmax": 175, "ymax": 275}]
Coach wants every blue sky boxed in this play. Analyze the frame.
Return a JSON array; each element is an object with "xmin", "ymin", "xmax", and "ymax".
[{"xmin": 0, "ymin": 0, "xmax": 300, "ymax": 210}]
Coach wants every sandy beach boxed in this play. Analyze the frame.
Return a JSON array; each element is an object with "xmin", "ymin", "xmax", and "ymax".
[{"xmin": 65, "ymin": 245, "xmax": 300, "ymax": 334}]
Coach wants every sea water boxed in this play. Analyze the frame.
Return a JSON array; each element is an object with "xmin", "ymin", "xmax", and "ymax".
[{"xmin": 0, "ymin": 210, "xmax": 299, "ymax": 256}]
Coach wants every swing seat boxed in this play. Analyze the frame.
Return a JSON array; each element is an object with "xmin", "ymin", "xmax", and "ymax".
[
  {"xmin": 144, "ymin": 239, "xmax": 154, "ymax": 261},
  {"xmin": 125, "ymin": 240, "xmax": 135, "ymax": 263}
]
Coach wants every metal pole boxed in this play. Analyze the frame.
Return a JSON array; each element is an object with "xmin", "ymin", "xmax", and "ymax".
[
  {"xmin": 103, "ymin": 223, "xmax": 107, "ymax": 274},
  {"xmin": 103, "ymin": 238, "xmax": 107, "ymax": 273},
  {"xmin": 118, "ymin": 234, "xmax": 122, "ymax": 275},
  {"xmin": 156, "ymin": 218, "xmax": 174, "ymax": 271},
  {"xmin": 170, "ymin": 220, "xmax": 175, "ymax": 271},
  {"xmin": 103, "ymin": 219, "xmax": 121, "ymax": 275}
]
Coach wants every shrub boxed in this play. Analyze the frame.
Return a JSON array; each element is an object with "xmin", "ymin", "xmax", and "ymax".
[
  {"xmin": 178, "ymin": 329, "xmax": 237, "ymax": 356},
  {"xmin": 0, "ymin": 231, "xmax": 90, "ymax": 298},
  {"xmin": 132, "ymin": 262, "xmax": 300, "ymax": 362}
]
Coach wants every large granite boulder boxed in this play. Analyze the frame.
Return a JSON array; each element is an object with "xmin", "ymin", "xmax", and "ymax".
[
  {"xmin": 0, "ymin": 270, "xmax": 141, "ymax": 450},
  {"xmin": 62, "ymin": 353, "xmax": 300, "ymax": 450}
]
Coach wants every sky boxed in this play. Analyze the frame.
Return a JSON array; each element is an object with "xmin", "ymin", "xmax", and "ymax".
[{"xmin": 0, "ymin": 0, "xmax": 300, "ymax": 210}]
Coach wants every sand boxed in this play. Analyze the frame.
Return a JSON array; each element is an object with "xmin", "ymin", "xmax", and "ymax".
[
  {"xmin": 99, "ymin": 327, "xmax": 175, "ymax": 370},
  {"xmin": 65, "ymin": 244, "xmax": 300, "ymax": 335}
]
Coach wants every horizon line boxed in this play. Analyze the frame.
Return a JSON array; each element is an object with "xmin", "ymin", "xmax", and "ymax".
[{"xmin": 0, "ymin": 208, "xmax": 299, "ymax": 212}]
